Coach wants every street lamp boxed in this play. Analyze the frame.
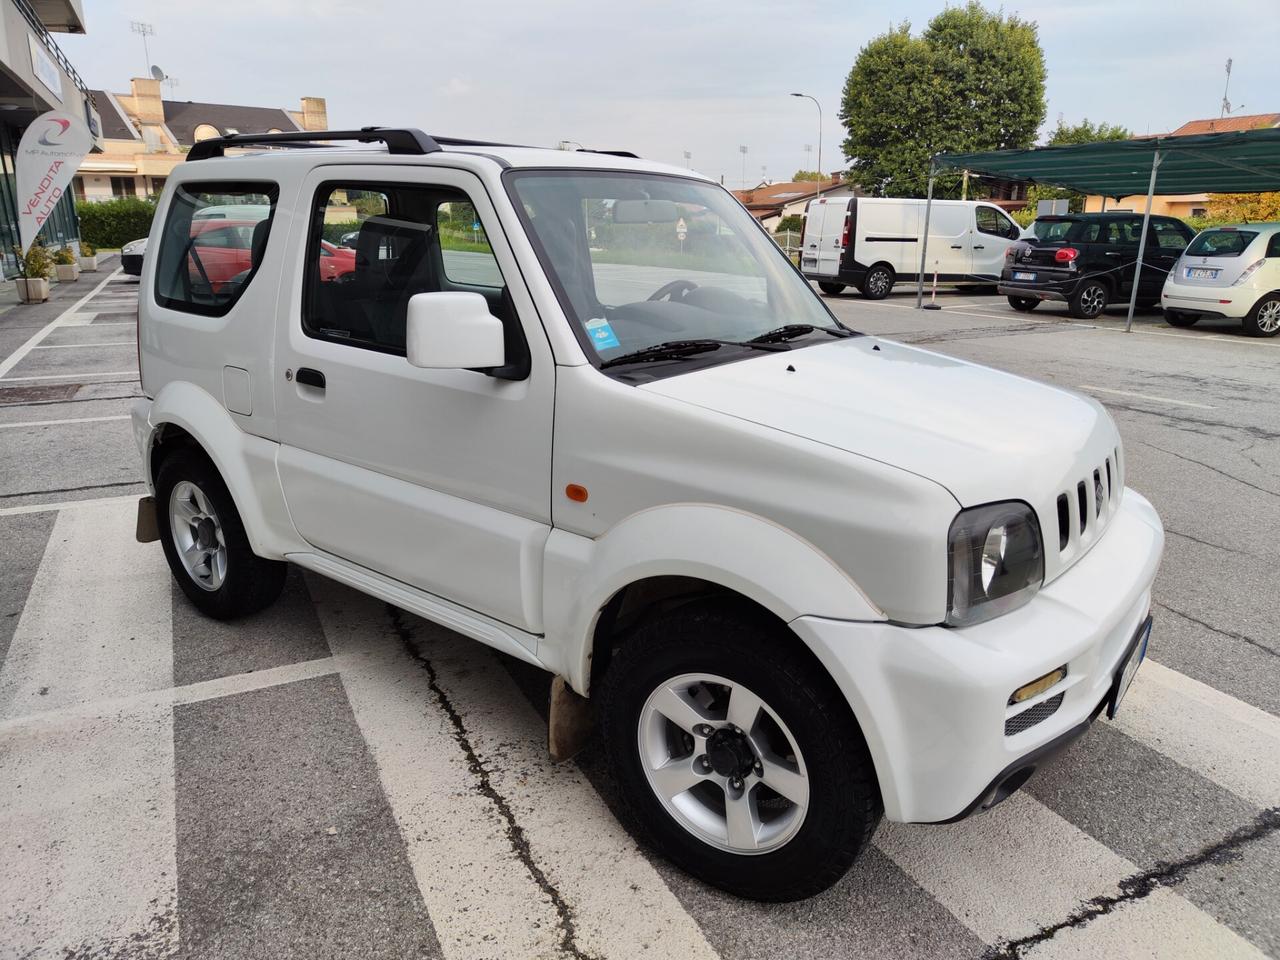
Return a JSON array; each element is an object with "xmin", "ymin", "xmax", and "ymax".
[
  {"xmin": 683, "ymin": 150, "xmax": 692, "ymax": 168},
  {"xmin": 790, "ymin": 93, "xmax": 823, "ymax": 198},
  {"xmin": 739, "ymin": 145, "xmax": 748, "ymax": 189}
]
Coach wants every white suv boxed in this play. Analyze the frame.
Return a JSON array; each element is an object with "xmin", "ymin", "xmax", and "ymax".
[
  {"xmin": 1162, "ymin": 222, "xmax": 1280, "ymax": 336},
  {"xmin": 132, "ymin": 128, "xmax": 1164, "ymax": 901}
]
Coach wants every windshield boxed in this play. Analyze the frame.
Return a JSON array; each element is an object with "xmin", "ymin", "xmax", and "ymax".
[
  {"xmin": 507, "ymin": 171, "xmax": 844, "ymax": 367},
  {"xmin": 1186, "ymin": 229, "xmax": 1259, "ymax": 258}
]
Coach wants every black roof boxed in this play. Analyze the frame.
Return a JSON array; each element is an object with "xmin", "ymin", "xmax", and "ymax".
[
  {"xmin": 89, "ymin": 90, "xmax": 137, "ymax": 140},
  {"xmin": 161, "ymin": 100, "xmax": 300, "ymax": 146}
]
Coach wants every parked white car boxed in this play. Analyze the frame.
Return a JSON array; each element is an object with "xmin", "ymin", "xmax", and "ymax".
[
  {"xmin": 132, "ymin": 128, "xmax": 1163, "ymax": 901},
  {"xmin": 1162, "ymin": 223, "xmax": 1280, "ymax": 337},
  {"xmin": 800, "ymin": 196, "xmax": 1029, "ymax": 299}
]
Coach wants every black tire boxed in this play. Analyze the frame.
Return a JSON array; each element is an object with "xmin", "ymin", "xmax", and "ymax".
[
  {"xmin": 156, "ymin": 447, "xmax": 287, "ymax": 620},
  {"xmin": 599, "ymin": 600, "xmax": 881, "ymax": 901},
  {"xmin": 1007, "ymin": 295, "xmax": 1039, "ymax": 313},
  {"xmin": 818, "ymin": 281, "xmax": 846, "ymax": 296},
  {"xmin": 859, "ymin": 264, "xmax": 894, "ymax": 300},
  {"xmin": 1067, "ymin": 279, "xmax": 1109, "ymax": 319},
  {"xmin": 1243, "ymin": 294, "xmax": 1280, "ymax": 338},
  {"xmin": 1164, "ymin": 309, "xmax": 1199, "ymax": 328}
]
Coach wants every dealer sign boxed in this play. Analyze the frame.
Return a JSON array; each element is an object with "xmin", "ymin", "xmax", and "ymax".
[{"xmin": 16, "ymin": 110, "xmax": 94, "ymax": 253}]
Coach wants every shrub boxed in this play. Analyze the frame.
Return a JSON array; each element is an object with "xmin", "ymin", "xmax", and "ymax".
[
  {"xmin": 14, "ymin": 243, "xmax": 53, "ymax": 279},
  {"xmin": 75, "ymin": 197, "xmax": 158, "ymax": 249},
  {"xmin": 321, "ymin": 220, "xmax": 362, "ymax": 244},
  {"xmin": 52, "ymin": 246, "xmax": 75, "ymax": 265},
  {"xmin": 775, "ymin": 214, "xmax": 804, "ymax": 234},
  {"xmin": 79, "ymin": 240, "xmax": 96, "ymax": 257}
]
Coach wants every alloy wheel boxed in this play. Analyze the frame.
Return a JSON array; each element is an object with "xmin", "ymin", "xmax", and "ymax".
[
  {"xmin": 169, "ymin": 480, "xmax": 227, "ymax": 591},
  {"xmin": 1257, "ymin": 300, "xmax": 1280, "ymax": 334},
  {"xmin": 1080, "ymin": 284, "xmax": 1106, "ymax": 317},
  {"xmin": 868, "ymin": 270, "xmax": 890, "ymax": 296},
  {"xmin": 637, "ymin": 672, "xmax": 809, "ymax": 855}
]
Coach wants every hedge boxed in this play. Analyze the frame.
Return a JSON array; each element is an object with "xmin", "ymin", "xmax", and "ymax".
[{"xmin": 76, "ymin": 197, "xmax": 157, "ymax": 249}]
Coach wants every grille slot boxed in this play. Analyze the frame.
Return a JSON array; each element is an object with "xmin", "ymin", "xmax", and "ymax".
[
  {"xmin": 1056, "ymin": 494, "xmax": 1070, "ymax": 550},
  {"xmin": 1076, "ymin": 482, "xmax": 1087, "ymax": 533},
  {"xmin": 1056, "ymin": 452, "xmax": 1122, "ymax": 557},
  {"xmin": 1005, "ymin": 693, "xmax": 1065, "ymax": 736}
]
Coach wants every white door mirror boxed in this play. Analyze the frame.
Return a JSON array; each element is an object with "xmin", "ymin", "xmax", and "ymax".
[{"xmin": 406, "ymin": 292, "xmax": 505, "ymax": 370}]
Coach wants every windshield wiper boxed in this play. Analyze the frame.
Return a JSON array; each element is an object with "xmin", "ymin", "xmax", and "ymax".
[
  {"xmin": 747, "ymin": 323, "xmax": 855, "ymax": 344},
  {"xmin": 599, "ymin": 337, "xmax": 788, "ymax": 369}
]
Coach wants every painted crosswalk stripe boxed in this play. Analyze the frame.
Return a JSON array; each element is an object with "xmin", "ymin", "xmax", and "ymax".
[
  {"xmin": 1112, "ymin": 659, "xmax": 1280, "ymax": 808},
  {"xmin": 0, "ymin": 499, "xmax": 178, "ymax": 958},
  {"xmin": 309, "ymin": 577, "xmax": 720, "ymax": 960},
  {"xmin": 874, "ymin": 794, "xmax": 1266, "ymax": 959}
]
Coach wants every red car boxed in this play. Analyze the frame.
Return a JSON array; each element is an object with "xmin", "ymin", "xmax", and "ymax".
[{"xmin": 187, "ymin": 220, "xmax": 355, "ymax": 290}]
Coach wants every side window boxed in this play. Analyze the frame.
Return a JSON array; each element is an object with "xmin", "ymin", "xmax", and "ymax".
[
  {"xmin": 975, "ymin": 206, "xmax": 1005, "ymax": 236},
  {"xmin": 1151, "ymin": 221, "xmax": 1189, "ymax": 251},
  {"xmin": 437, "ymin": 200, "xmax": 502, "ymax": 288},
  {"xmin": 154, "ymin": 181, "xmax": 277, "ymax": 316},
  {"xmin": 1267, "ymin": 233, "xmax": 1280, "ymax": 258},
  {"xmin": 303, "ymin": 182, "xmax": 515, "ymax": 356}
]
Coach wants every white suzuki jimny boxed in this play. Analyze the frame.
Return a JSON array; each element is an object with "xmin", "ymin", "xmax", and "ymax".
[{"xmin": 133, "ymin": 128, "xmax": 1163, "ymax": 901}]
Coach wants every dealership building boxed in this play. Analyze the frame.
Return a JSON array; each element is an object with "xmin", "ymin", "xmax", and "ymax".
[{"xmin": 0, "ymin": 0, "xmax": 100, "ymax": 276}]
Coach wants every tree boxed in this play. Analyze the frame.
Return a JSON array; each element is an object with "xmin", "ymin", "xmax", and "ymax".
[
  {"xmin": 1208, "ymin": 192, "xmax": 1280, "ymax": 222},
  {"xmin": 1028, "ymin": 119, "xmax": 1133, "ymax": 212},
  {"xmin": 792, "ymin": 170, "xmax": 826, "ymax": 182},
  {"xmin": 839, "ymin": 3, "xmax": 1046, "ymax": 198}
]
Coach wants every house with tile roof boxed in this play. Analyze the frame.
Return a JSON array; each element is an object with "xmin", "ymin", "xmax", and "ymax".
[
  {"xmin": 731, "ymin": 175, "xmax": 859, "ymax": 230},
  {"xmin": 74, "ymin": 78, "xmax": 326, "ymax": 202}
]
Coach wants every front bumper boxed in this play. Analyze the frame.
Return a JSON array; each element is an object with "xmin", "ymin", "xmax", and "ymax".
[
  {"xmin": 121, "ymin": 253, "xmax": 144, "ymax": 276},
  {"xmin": 1161, "ymin": 280, "xmax": 1251, "ymax": 319},
  {"xmin": 792, "ymin": 488, "xmax": 1163, "ymax": 824}
]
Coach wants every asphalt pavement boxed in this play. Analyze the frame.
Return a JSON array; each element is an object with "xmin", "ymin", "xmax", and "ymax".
[{"xmin": 1, "ymin": 265, "xmax": 1277, "ymax": 960}]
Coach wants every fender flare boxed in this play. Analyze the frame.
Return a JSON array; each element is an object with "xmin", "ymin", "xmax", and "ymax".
[
  {"xmin": 541, "ymin": 502, "xmax": 886, "ymax": 694},
  {"xmin": 142, "ymin": 381, "xmax": 301, "ymax": 558}
]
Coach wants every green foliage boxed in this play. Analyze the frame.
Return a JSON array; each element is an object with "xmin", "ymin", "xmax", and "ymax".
[
  {"xmin": 1047, "ymin": 118, "xmax": 1131, "ymax": 146},
  {"xmin": 352, "ymin": 194, "xmax": 387, "ymax": 218},
  {"xmin": 321, "ymin": 220, "xmax": 362, "ymax": 244},
  {"xmin": 1207, "ymin": 192, "xmax": 1280, "ymax": 222},
  {"xmin": 791, "ymin": 170, "xmax": 826, "ymax": 182},
  {"xmin": 839, "ymin": 2, "xmax": 1046, "ymax": 198},
  {"xmin": 75, "ymin": 198, "xmax": 158, "ymax": 249},
  {"xmin": 52, "ymin": 246, "xmax": 75, "ymax": 266},
  {"xmin": 775, "ymin": 214, "xmax": 804, "ymax": 233},
  {"xmin": 1010, "ymin": 206, "xmax": 1038, "ymax": 228},
  {"xmin": 14, "ymin": 243, "xmax": 53, "ymax": 279}
]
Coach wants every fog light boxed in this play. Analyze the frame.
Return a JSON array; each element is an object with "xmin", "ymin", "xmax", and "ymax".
[{"xmin": 1009, "ymin": 666, "xmax": 1067, "ymax": 705}]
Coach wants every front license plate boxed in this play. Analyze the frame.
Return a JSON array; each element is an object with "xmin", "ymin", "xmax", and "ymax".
[
  {"xmin": 1107, "ymin": 615, "xmax": 1152, "ymax": 719},
  {"xmin": 1014, "ymin": 271, "xmax": 1036, "ymax": 281},
  {"xmin": 1187, "ymin": 267, "xmax": 1219, "ymax": 279}
]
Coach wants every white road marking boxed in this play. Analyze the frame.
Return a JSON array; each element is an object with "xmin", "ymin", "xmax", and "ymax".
[
  {"xmin": 0, "ymin": 269, "xmax": 122, "ymax": 379},
  {"xmin": 1113, "ymin": 659, "xmax": 1280, "ymax": 809},
  {"xmin": 310, "ymin": 578, "xmax": 721, "ymax": 960},
  {"xmin": 0, "ymin": 498, "xmax": 179, "ymax": 958},
  {"xmin": 0, "ymin": 494, "xmax": 140, "ymax": 517},
  {"xmin": 0, "ymin": 414, "xmax": 131, "ymax": 430},
  {"xmin": 1076, "ymin": 385, "xmax": 1214, "ymax": 409},
  {"xmin": 875, "ymin": 795, "xmax": 1261, "ymax": 957},
  {"xmin": 0, "ymin": 371, "xmax": 137, "ymax": 382},
  {"xmin": 32, "ymin": 341, "xmax": 134, "ymax": 349}
]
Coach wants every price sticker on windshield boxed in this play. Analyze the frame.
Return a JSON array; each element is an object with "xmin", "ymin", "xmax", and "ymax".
[{"xmin": 585, "ymin": 317, "xmax": 620, "ymax": 351}]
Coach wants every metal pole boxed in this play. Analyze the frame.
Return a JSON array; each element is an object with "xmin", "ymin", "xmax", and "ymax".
[
  {"xmin": 791, "ymin": 94, "xmax": 823, "ymax": 200},
  {"xmin": 916, "ymin": 166, "xmax": 936, "ymax": 309},
  {"xmin": 1125, "ymin": 147, "xmax": 1162, "ymax": 333},
  {"xmin": 1100, "ymin": 196, "xmax": 1107, "ymax": 213}
]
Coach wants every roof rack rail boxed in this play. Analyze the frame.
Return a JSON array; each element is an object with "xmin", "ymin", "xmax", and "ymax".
[{"xmin": 187, "ymin": 127, "xmax": 441, "ymax": 162}]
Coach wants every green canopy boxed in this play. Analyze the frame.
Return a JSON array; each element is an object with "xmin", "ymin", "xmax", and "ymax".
[{"xmin": 933, "ymin": 127, "xmax": 1280, "ymax": 198}]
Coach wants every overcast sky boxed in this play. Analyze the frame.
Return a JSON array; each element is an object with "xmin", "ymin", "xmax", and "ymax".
[{"xmin": 61, "ymin": 0, "xmax": 1279, "ymax": 188}]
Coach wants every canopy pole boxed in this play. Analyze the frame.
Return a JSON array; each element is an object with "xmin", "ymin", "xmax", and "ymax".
[
  {"xmin": 916, "ymin": 164, "xmax": 937, "ymax": 309},
  {"xmin": 1125, "ymin": 148, "xmax": 1162, "ymax": 333}
]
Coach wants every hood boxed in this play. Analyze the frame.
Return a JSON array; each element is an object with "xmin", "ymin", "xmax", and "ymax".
[{"xmin": 640, "ymin": 336, "xmax": 1117, "ymax": 508}]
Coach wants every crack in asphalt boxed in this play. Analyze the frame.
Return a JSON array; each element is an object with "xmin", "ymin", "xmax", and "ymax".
[
  {"xmin": 897, "ymin": 322, "xmax": 1075, "ymax": 345},
  {"xmin": 0, "ymin": 480, "xmax": 143, "ymax": 500},
  {"xmin": 1163, "ymin": 526, "xmax": 1258, "ymax": 558},
  {"xmin": 1104, "ymin": 401, "xmax": 1280, "ymax": 443},
  {"xmin": 1140, "ymin": 440, "xmax": 1280, "ymax": 500},
  {"xmin": 0, "ymin": 392, "xmax": 141, "ymax": 409},
  {"xmin": 1157, "ymin": 602, "xmax": 1279, "ymax": 660},
  {"xmin": 983, "ymin": 806, "xmax": 1280, "ymax": 959},
  {"xmin": 385, "ymin": 604, "xmax": 599, "ymax": 960}
]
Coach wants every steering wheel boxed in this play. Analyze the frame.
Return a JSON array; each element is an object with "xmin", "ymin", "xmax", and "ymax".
[{"xmin": 647, "ymin": 279, "xmax": 699, "ymax": 303}]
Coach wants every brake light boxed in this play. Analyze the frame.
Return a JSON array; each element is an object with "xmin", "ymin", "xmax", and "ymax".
[
  {"xmin": 841, "ymin": 211, "xmax": 851, "ymax": 248},
  {"xmin": 1055, "ymin": 247, "xmax": 1079, "ymax": 263},
  {"xmin": 1005, "ymin": 246, "xmax": 1017, "ymax": 261},
  {"xmin": 799, "ymin": 213, "xmax": 807, "ymax": 250}
]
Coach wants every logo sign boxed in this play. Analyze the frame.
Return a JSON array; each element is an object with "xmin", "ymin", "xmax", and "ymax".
[
  {"xmin": 16, "ymin": 110, "xmax": 95, "ymax": 253},
  {"xmin": 675, "ymin": 217, "xmax": 687, "ymax": 241},
  {"xmin": 27, "ymin": 35, "xmax": 63, "ymax": 102}
]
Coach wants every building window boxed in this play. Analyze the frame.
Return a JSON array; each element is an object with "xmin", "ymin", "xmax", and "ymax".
[
  {"xmin": 1191, "ymin": 207, "xmax": 1207, "ymax": 218},
  {"xmin": 193, "ymin": 123, "xmax": 220, "ymax": 142},
  {"xmin": 73, "ymin": 177, "xmax": 86, "ymax": 202},
  {"xmin": 149, "ymin": 177, "xmax": 167, "ymax": 198},
  {"xmin": 110, "ymin": 176, "xmax": 137, "ymax": 198}
]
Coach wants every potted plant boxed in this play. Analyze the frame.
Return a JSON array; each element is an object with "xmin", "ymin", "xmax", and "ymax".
[
  {"xmin": 53, "ymin": 245, "xmax": 80, "ymax": 282},
  {"xmin": 78, "ymin": 241, "xmax": 99, "ymax": 272},
  {"xmin": 13, "ymin": 244, "xmax": 52, "ymax": 303}
]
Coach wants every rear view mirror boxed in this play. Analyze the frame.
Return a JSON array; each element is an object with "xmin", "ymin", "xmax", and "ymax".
[
  {"xmin": 613, "ymin": 199, "xmax": 678, "ymax": 224},
  {"xmin": 406, "ymin": 292, "xmax": 505, "ymax": 370}
]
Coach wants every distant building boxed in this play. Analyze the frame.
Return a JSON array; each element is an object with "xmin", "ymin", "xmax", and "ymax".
[
  {"xmin": 0, "ymin": 0, "xmax": 102, "ymax": 273},
  {"xmin": 74, "ymin": 79, "xmax": 327, "ymax": 201},
  {"xmin": 732, "ymin": 175, "xmax": 859, "ymax": 231},
  {"xmin": 1083, "ymin": 113, "xmax": 1280, "ymax": 219}
]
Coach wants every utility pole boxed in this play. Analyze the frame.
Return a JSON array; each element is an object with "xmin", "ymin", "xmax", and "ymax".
[
  {"xmin": 130, "ymin": 21, "xmax": 155, "ymax": 75},
  {"xmin": 1220, "ymin": 58, "xmax": 1235, "ymax": 118}
]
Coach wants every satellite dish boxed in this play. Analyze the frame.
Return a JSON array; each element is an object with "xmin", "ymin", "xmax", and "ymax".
[{"xmin": 150, "ymin": 65, "xmax": 166, "ymax": 82}]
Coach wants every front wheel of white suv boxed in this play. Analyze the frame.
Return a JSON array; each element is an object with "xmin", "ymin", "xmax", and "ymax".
[
  {"xmin": 599, "ymin": 600, "xmax": 881, "ymax": 901},
  {"xmin": 156, "ymin": 448, "xmax": 287, "ymax": 619}
]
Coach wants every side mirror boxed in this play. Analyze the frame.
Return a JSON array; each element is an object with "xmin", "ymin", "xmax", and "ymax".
[{"xmin": 406, "ymin": 292, "xmax": 505, "ymax": 370}]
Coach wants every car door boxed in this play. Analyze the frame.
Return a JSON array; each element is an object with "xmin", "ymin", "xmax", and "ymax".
[
  {"xmin": 273, "ymin": 164, "xmax": 555, "ymax": 640},
  {"xmin": 972, "ymin": 204, "xmax": 1020, "ymax": 279},
  {"xmin": 926, "ymin": 204, "xmax": 969, "ymax": 278},
  {"xmin": 1144, "ymin": 220, "xmax": 1191, "ymax": 297},
  {"xmin": 1099, "ymin": 217, "xmax": 1143, "ymax": 295}
]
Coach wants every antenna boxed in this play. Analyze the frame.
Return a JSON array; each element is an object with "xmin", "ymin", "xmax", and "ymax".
[
  {"xmin": 131, "ymin": 21, "xmax": 155, "ymax": 77},
  {"xmin": 150, "ymin": 64, "xmax": 165, "ymax": 82},
  {"xmin": 1221, "ymin": 58, "xmax": 1233, "ymax": 118},
  {"xmin": 163, "ymin": 76, "xmax": 180, "ymax": 95}
]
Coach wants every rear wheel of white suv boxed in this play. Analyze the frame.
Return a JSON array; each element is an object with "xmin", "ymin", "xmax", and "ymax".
[
  {"xmin": 1243, "ymin": 295, "xmax": 1280, "ymax": 338},
  {"xmin": 156, "ymin": 448, "xmax": 287, "ymax": 619},
  {"xmin": 599, "ymin": 600, "xmax": 881, "ymax": 901}
]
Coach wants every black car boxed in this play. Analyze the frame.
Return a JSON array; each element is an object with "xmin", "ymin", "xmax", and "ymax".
[{"xmin": 999, "ymin": 213, "xmax": 1195, "ymax": 319}]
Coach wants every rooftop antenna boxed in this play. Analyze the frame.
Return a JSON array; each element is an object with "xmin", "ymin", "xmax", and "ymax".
[
  {"xmin": 131, "ymin": 21, "xmax": 155, "ymax": 77},
  {"xmin": 1220, "ymin": 58, "xmax": 1235, "ymax": 118},
  {"xmin": 163, "ymin": 76, "xmax": 179, "ymax": 95}
]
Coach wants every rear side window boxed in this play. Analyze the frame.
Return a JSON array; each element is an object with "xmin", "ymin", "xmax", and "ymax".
[
  {"xmin": 1034, "ymin": 219, "xmax": 1075, "ymax": 241},
  {"xmin": 154, "ymin": 181, "xmax": 277, "ymax": 316},
  {"xmin": 1187, "ymin": 229, "xmax": 1259, "ymax": 257},
  {"xmin": 1151, "ymin": 221, "xmax": 1190, "ymax": 251},
  {"xmin": 1268, "ymin": 233, "xmax": 1280, "ymax": 258},
  {"xmin": 1104, "ymin": 219, "xmax": 1143, "ymax": 245}
]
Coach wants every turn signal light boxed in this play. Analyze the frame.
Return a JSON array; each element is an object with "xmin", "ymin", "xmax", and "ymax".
[
  {"xmin": 1008, "ymin": 666, "xmax": 1067, "ymax": 705},
  {"xmin": 1054, "ymin": 247, "xmax": 1079, "ymax": 263},
  {"xmin": 565, "ymin": 484, "xmax": 589, "ymax": 503}
]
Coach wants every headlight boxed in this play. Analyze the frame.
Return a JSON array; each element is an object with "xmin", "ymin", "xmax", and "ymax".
[
  {"xmin": 947, "ymin": 501, "xmax": 1044, "ymax": 627},
  {"xmin": 122, "ymin": 239, "xmax": 147, "ymax": 255}
]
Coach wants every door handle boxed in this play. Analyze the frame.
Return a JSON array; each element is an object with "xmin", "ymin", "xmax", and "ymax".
[
  {"xmin": 973, "ymin": 244, "xmax": 985, "ymax": 250},
  {"xmin": 950, "ymin": 244, "xmax": 963, "ymax": 249},
  {"xmin": 295, "ymin": 367, "xmax": 326, "ymax": 390}
]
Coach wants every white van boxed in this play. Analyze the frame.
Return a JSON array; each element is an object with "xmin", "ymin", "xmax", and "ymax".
[{"xmin": 801, "ymin": 197, "xmax": 1026, "ymax": 299}]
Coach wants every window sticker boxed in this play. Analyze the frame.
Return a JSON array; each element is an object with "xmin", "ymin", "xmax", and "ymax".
[{"xmin": 585, "ymin": 317, "xmax": 620, "ymax": 351}]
